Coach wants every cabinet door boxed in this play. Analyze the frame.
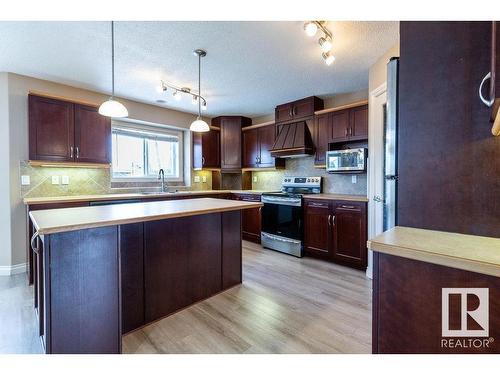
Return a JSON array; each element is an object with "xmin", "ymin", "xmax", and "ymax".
[
  {"xmin": 314, "ymin": 113, "xmax": 331, "ymax": 165},
  {"xmin": 74, "ymin": 104, "xmax": 111, "ymax": 164},
  {"xmin": 349, "ymin": 105, "xmax": 368, "ymax": 140},
  {"xmin": 332, "ymin": 201, "xmax": 367, "ymax": 268},
  {"xmin": 331, "ymin": 109, "xmax": 350, "ymax": 142},
  {"xmin": 201, "ymin": 129, "xmax": 220, "ymax": 168},
  {"xmin": 258, "ymin": 124, "xmax": 277, "ymax": 167},
  {"xmin": 29, "ymin": 95, "xmax": 75, "ymax": 161},
  {"xmin": 242, "ymin": 128, "xmax": 260, "ymax": 168},
  {"xmin": 292, "ymin": 97, "xmax": 315, "ymax": 119},
  {"xmin": 275, "ymin": 103, "xmax": 294, "ymax": 123},
  {"xmin": 220, "ymin": 117, "xmax": 242, "ymax": 169},
  {"xmin": 304, "ymin": 200, "xmax": 332, "ymax": 257}
]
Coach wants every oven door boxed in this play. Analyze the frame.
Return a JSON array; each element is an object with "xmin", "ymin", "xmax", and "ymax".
[{"xmin": 261, "ymin": 197, "xmax": 303, "ymax": 241}]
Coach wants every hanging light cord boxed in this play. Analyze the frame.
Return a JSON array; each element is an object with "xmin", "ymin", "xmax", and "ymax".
[
  {"xmin": 111, "ymin": 21, "xmax": 115, "ymax": 99},
  {"xmin": 197, "ymin": 52, "xmax": 201, "ymax": 119}
]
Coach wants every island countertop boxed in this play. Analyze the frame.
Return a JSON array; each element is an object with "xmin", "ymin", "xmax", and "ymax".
[
  {"xmin": 30, "ymin": 197, "xmax": 263, "ymax": 235},
  {"xmin": 368, "ymin": 226, "xmax": 500, "ymax": 277}
]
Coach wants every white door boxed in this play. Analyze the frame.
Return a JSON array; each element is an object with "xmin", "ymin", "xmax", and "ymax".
[{"xmin": 366, "ymin": 83, "xmax": 387, "ymax": 279}]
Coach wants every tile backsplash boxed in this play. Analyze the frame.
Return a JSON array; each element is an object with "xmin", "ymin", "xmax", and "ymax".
[
  {"xmin": 19, "ymin": 161, "xmax": 212, "ymax": 198},
  {"xmin": 252, "ymin": 156, "xmax": 367, "ymax": 195}
]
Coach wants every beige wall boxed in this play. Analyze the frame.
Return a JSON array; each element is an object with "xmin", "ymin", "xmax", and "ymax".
[
  {"xmin": 0, "ymin": 73, "xmax": 12, "ymax": 268},
  {"xmin": 369, "ymin": 43, "xmax": 400, "ymax": 93},
  {"xmin": 2, "ymin": 72, "xmax": 210, "ymax": 269}
]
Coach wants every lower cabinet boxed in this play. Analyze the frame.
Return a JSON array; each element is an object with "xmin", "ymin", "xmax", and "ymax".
[
  {"xmin": 304, "ymin": 198, "xmax": 367, "ymax": 269},
  {"xmin": 231, "ymin": 193, "xmax": 261, "ymax": 243}
]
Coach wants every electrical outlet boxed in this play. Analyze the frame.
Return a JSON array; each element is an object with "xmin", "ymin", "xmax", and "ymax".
[
  {"xmin": 202, "ymin": 176, "xmax": 207, "ymax": 183},
  {"xmin": 253, "ymin": 176, "xmax": 258, "ymax": 183},
  {"xmin": 21, "ymin": 175, "xmax": 30, "ymax": 186},
  {"xmin": 61, "ymin": 176, "xmax": 70, "ymax": 185},
  {"xmin": 351, "ymin": 175, "xmax": 357, "ymax": 184},
  {"xmin": 194, "ymin": 176, "xmax": 200, "ymax": 183},
  {"xmin": 51, "ymin": 176, "xmax": 60, "ymax": 185}
]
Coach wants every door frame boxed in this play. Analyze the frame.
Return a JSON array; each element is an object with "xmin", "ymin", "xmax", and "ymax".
[{"xmin": 366, "ymin": 82, "xmax": 387, "ymax": 279}]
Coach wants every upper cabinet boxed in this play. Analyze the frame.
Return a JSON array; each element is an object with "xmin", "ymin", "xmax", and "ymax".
[
  {"xmin": 242, "ymin": 123, "xmax": 285, "ymax": 169},
  {"xmin": 29, "ymin": 94, "xmax": 111, "ymax": 165},
  {"xmin": 192, "ymin": 128, "xmax": 220, "ymax": 169},
  {"xmin": 275, "ymin": 96, "xmax": 324, "ymax": 124},
  {"xmin": 314, "ymin": 103, "xmax": 368, "ymax": 165},
  {"xmin": 213, "ymin": 116, "xmax": 252, "ymax": 171}
]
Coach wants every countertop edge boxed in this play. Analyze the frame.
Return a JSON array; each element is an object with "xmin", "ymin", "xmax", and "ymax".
[
  {"xmin": 30, "ymin": 200, "xmax": 263, "ymax": 235},
  {"xmin": 367, "ymin": 237, "xmax": 500, "ymax": 278}
]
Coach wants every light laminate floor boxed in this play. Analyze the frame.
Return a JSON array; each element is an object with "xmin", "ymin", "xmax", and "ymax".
[
  {"xmin": 0, "ymin": 241, "xmax": 372, "ymax": 354},
  {"xmin": 123, "ymin": 241, "xmax": 372, "ymax": 354}
]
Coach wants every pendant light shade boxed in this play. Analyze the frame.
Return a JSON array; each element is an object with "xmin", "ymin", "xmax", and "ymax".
[
  {"xmin": 99, "ymin": 21, "xmax": 128, "ymax": 118},
  {"xmin": 190, "ymin": 49, "xmax": 209, "ymax": 132}
]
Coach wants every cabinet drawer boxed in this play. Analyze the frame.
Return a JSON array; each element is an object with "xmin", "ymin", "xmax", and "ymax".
[
  {"xmin": 232, "ymin": 193, "xmax": 261, "ymax": 202},
  {"xmin": 332, "ymin": 201, "xmax": 364, "ymax": 211},
  {"xmin": 304, "ymin": 200, "xmax": 329, "ymax": 209}
]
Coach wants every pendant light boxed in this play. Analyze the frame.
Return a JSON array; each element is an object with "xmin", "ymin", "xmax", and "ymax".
[
  {"xmin": 99, "ymin": 21, "xmax": 128, "ymax": 118},
  {"xmin": 190, "ymin": 49, "xmax": 210, "ymax": 132}
]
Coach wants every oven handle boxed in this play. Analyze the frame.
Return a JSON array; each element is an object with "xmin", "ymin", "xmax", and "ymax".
[
  {"xmin": 261, "ymin": 197, "xmax": 302, "ymax": 206},
  {"xmin": 261, "ymin": 232, "xmax": 301, "ymax": 244}
]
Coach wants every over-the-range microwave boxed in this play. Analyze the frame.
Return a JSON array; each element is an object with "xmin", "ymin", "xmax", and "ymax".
[{"xmin": 326, "ymin": 148, "xmax": 367, "ymax": 173}]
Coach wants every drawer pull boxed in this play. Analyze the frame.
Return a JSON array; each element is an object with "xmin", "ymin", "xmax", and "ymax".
[
  {"xmin": 31, "ymin": 231, "xmax": 40, "ymax": 255},
  {"xmin": 340, "ymin": 205, "xmax": 356, "ymax": 209}
]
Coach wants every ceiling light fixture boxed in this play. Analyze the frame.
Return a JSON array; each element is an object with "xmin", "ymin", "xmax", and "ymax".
[
  {"xmin": 172, "ymin": 90, "xmax": 182, "ymax": 101},
  {"xmin": 303, "ymin": 21, "xmax": 335, "ymax": 66},
  {"xmin": 157, "ymin": 82, "xmax": 207, "ymax": 108},
  {"xmin": 189, "ymin": 49, "xmax": 210, "ymax": 133},
  {"xmin": 99, "ymin": 21, "xmax": 128, "ymax": 118}
]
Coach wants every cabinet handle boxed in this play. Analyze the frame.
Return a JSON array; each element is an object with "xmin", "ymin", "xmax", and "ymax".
[
  {"xmin": 308, "ymin": 202, "xmax": 327, "ymax": 208},
  {"xmin": 345, "ymin": 128, "xmax": 348, "ymax": 137},
  {"xmin": 479, "ymin": 72, "xmax": 494, "ymax": 107},
  {"xmin": 70, "ymin": 146, "xmax": 74, "ymax": 158},
  {"xmin": 328, "ymin": 214, "xmax": 332, "ymax": 227},
  {"xmin": 289, "ymin": 107, "xmax": 293, "ymax": 117},
  {"xmin": 202, "ymin": 156, "xmax": 205, "ymax": 165},
  {"xmin": 75, "ymin": 147, "xmax": 79, "ymax": 159},
  {"xmin": 340, "ymin": 205, "xmax": 356, "ymax": 209},
  {"xmin": 332, "ymin": 215, "xmax": 335, "ymax": 226},
  {"xmin": 30, "ymin": 231, "xmax": 40, "ymax": 255},
  {"xmin": 293, "ymin": 106, "xmax": 297, "ymax": 116}
]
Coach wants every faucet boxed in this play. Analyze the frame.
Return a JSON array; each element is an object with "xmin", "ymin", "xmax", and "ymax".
[{"xmin": 158, "ymin": 168, "xmax": 167, "ymax": 192}]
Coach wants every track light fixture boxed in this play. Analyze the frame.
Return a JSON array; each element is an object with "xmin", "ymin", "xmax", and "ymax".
[
  {"xmin": 156, "ymin": 80, "xmax": 207, "ymax": 110},
  {"xmin": 303, "ymin": 21, "xmax": 335, "ymax": 65}
]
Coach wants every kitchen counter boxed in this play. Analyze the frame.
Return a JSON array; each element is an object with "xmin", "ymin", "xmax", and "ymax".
[
  {"xmin": 23, "ymin": 189, "xmax": 275, "ymax": 205},
  {"xmin": 368, "ymin": 226, "xmax": 500, "ymax": 277},
  {"xmin": 303, "ymin": 193, "xmax": 368, "ymax": 202},
  {"xmin": 30, "ymin": 198, "xmax": 262, "ymax": 235},
  {"xmin": 370, "ymin": 226, "xmax": 500, "ymax": 354}
]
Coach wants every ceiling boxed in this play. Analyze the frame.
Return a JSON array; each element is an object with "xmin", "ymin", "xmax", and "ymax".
[{"xmin": 0, "ymin": 21, "xmax": 399, "ymax": 118}]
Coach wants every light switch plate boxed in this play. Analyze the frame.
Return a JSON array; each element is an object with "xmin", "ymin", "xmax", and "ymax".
[
  {"xmin": 61, "ymin": 176, "xmax": 70, "ymax": 185},
  {"xmin": 21, "ymin": 175, "xmax": 30, "ymax": 186},
  {"xmin": 194, "ymin": 176, "xmax": 200, "ymax": 183},
  {"xmin": 202, "ymin": 176, "xmax": 207, "ymax": 183},
  {"xmin": 351, "ymin": 175, "xmax": 357, "ymax": 184},
  {"xmin": 52, "ymin": 176, "xmax": 60, "ymax": 185},
  {"xmin": 253, "ymin": 176, "xmax": 258, "ymax": 183}
]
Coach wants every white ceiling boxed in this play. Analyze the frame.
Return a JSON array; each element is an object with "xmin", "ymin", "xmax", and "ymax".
[{"xmin": 0, "ymin": 21, "xmax": 398, "ymax": 118}]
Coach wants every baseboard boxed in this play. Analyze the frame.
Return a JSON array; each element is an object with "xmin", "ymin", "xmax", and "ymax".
[{"xmin": 0, "ymin": 263, "xmax": 27, "ymax": 276}]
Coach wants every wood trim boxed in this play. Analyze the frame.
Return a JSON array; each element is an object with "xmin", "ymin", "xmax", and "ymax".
[
  {"xmin": 28, "ymin": 91, "xmax": 100, "ymax": 108},
  {"xmin": 314, "ymin": 100, "xmax": 369, "ymax": 115},
  {"xmin": 241, "ymin": 121, "xmax": 275, "ymax": 131},
  {"xmin": 28, "ymin": 160, "xmax": 111, "ymax": 169}
]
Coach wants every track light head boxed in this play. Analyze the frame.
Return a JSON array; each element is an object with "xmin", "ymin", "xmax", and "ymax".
[{"xmin": 304, "ymin": 21, "xmax": 318, "ymax": 37}]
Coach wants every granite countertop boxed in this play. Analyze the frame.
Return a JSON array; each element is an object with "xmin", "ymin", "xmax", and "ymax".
[
  {"xmin": 30, "ymin": 198, "xmax": 263, "ymax": 235},
  {"xmin": 302, "ymin": 193, "xmax": 369, "ymax": 202},
  {"xmin": 368, "ymin": 226, "xmax": 500, "ymax": 277},
  {"xmin": 23, "ymin": 190, "xmax": 279, "ymax": 205}
]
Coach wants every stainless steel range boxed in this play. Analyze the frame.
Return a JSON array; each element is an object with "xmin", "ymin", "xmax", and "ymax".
[{"xmin": 261, "ymin": 176, "xmax": 321, "ymax": 257}]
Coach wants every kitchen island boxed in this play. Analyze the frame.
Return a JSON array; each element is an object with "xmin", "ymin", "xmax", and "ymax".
[
  {"xmin": 29, "ymin": 198, "xmax": 262, "ymax": 354},
  {"xmin": 369, "ymin": 226, "xmax": 500, "ymax": 354}
]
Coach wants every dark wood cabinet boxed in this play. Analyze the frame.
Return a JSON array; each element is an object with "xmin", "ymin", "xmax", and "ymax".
[
  {"xmin": 74, "ymin": 104, "xmax": 111, "ymax": 164},
  {"xmin": 213, "ymin": 116, "xmax": 251, "ymax": 171},
  {"xmin": 304, "ymin": 200, "xmax": 331, "ymax": 257},
  {"xmin": 192, "ymin": 128, "xmax": 220, "ymax": 169},
  {"xmin": 331, "ymin": 201, "xmax": 367, "ymax": 268},
  {"xmin": 304, "ymin": 198, "xmax": 367, "ymax": 269},
  {"xmin": 232, "ymin": 193, "xmax": 261, "ymax": 243},
  {"xmin": 29, "ymin": 94, "xmax": 111, "ymax": 165},
  {"xmin": 349, "ymin": 105, "xmax": 369, "ymax": 140},
  {"xmin": 29, "ymin": 95, "xmax": 75, "ymax": 162},
  {"xmin": 314, "ymin": 113, "xmax": 332, "ymax": 165},
  {"xmin": 275, "ymin": 96, "xmax": 324, "ymax": 124},
  {"xmin": 242, "ymin": 124, "xmax": 285, "ymax": 169}
]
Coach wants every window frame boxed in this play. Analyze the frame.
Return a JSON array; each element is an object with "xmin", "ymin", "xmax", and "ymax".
[{"xmin": 111, "ymin": 120, "xmax": 184, "ymax": 183}]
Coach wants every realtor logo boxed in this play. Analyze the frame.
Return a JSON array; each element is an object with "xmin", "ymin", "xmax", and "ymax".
[{"xmin": 442, "ymin": 288, "xmax": 489, "ymax": 337}]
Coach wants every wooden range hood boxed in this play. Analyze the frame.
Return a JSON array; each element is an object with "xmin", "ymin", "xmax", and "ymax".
[{"xmin": 270, "ymin": 121, "xmax": 315, "ymax": 158}]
